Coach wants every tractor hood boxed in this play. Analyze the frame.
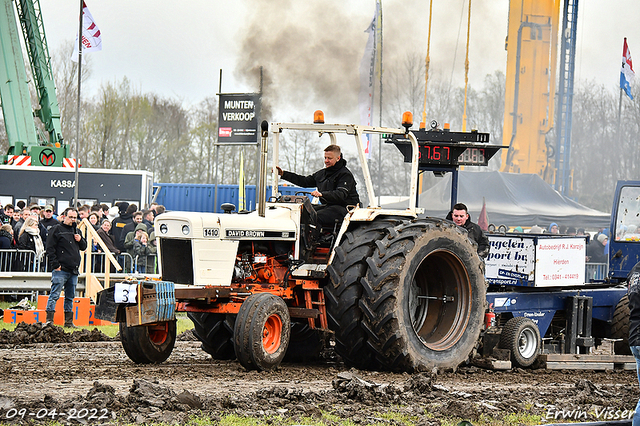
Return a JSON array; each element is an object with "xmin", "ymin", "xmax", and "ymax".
[{"xmin": 155, "ymin": 208, "xmax": 298, "ymax": 241}]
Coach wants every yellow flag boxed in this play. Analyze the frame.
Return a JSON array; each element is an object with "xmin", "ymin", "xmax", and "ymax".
[{"xmin": 238, "ymin": 150, "xmax": 245, "ymax": 211}]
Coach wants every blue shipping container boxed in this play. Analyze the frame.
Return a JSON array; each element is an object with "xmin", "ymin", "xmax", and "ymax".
[{"xmin": 153, "ymin": 183, "xmax": 313, "ymax": 213}]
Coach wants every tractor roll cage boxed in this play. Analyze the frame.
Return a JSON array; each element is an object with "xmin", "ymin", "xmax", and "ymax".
[{"xmin": 269, "ymin": 123, "xmax": 419, "ymax": 214}]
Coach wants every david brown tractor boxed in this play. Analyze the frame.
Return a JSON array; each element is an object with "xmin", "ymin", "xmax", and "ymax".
[{"xmin": 96, "ymin": 112, "xmax": 487, "ymax": 372}]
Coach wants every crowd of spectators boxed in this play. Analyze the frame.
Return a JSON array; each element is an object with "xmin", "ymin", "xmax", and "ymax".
[{"xmin": 0, "ymin": 201, "xmax": 165, "ymax": 273}]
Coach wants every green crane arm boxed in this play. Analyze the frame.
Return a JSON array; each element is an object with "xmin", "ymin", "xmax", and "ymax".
[
  {"xmin": 0, "ymin": 0, "xmax": 39, "ymax": 155},
  {"xmin": 14, "ymin": 0, "xmax": 63, "ymax": 146},
  {"xmin": 0, "ymin": 0, "xmax": 67, "ymax": 166}
]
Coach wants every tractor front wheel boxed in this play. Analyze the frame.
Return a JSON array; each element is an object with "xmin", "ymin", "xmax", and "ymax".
[
  {"xmin": 233, "ymin": 293, "xmax": 291, "ymax": 371},
  {"xmin": 120, "ymin": 320, "xmax": 176, "ymax": 364}
]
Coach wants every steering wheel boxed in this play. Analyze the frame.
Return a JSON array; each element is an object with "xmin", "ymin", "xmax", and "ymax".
[{"xmin": 275, "ymin": 194, "xmax": 311, "ymax": 204}]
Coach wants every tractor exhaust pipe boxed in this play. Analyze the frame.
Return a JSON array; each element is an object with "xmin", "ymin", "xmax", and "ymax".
[{"xmin": 258, "ymin": 120, "xmax": 269, "ymax": 217}]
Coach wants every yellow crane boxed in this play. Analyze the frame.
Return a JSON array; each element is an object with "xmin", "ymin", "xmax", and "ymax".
[
  {"xmin": 420, "ymin": 0, "xmax": 576, "ymax": 193},
  {"xmin": 500, "ymin": 0, "xmax": 561, "ymax": 182}
]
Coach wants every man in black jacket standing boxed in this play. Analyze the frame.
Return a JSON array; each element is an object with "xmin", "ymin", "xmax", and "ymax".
[
  {"xmin": 276, "ymin": 145, "xmax": 360, "ymax": 229},
  {"xmin": 44, "ymin": 208, "xmax": 87, "ymax": 327},
  {"xmin": 627, "ymin": 261, "xmax": 640, "ymax": 426},
  {"xmin": 110, "ymin": 202, "xmax": 135, "ymax": 252},
  {"xmin": 450, "ymin": 203, "xmax": 490, "ymax": 259}
]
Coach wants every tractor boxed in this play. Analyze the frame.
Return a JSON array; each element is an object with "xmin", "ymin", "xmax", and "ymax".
[{"xmin": 95, "ymin": 112, "xmax": 487, "ymax": 372}]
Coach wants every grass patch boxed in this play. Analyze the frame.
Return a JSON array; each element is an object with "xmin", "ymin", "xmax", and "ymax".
[
  {"xmin": 113, "ymin": 411, "xmax": 544, "ymax": 426},
  {"xmin": 373, "ymin": 410, "xmax": 419, "ymax": 425},
  {"xmin": 183, "ymin": 414, "xmax": 334, "ymax": 426},
  {"xmin": 0, "ymin": 300, "xmax": 32, "ymax": 310},
  {"xmin": 438, "ymin": 413, "xmax": 543, "ymax": 426},
  {"xmin": 0, "ymin": 414, "xmax": 341, "ymax": 426}
]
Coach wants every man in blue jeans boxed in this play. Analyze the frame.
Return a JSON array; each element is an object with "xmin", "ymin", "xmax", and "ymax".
[
  {"xmin": 45, "ymin": 208, "xmax": 87, "ymax": 327},
  {"xmin": 628, "ymin": 261, "xmax": 640, "ymax": 426}
]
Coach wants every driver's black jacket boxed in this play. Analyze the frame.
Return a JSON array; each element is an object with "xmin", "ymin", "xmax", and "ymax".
[{"xmin": 281, "ymin": 158, "xmax": 360, "ymax": 207}]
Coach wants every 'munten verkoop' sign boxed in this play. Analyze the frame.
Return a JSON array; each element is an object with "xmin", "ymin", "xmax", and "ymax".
[{"xmin": 217, "ymin": 93, "xmax": 261, "ymax": 144}]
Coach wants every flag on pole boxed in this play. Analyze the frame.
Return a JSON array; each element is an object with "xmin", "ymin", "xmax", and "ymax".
[
  {"xmin": 71, "ymin": 1, "xmax": 102, "ymax": 62},
  {"xmin": 238, "ymin": 150, "xmax": 246, "ymax": 211},
  {"xmin": 621, "ymin": 38, "xmax": 635, "ymax": 100},
  {"xmin": 478, "ymin": 197, "xmax": 489, "ymax": 231},
  {"xmin": 358, "ymin": 1, "xmax": 381, "ymax": 159}
]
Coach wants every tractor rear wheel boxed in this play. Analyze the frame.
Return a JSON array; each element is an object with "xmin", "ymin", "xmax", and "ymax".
[
  {"xmin": 283, "ymin": 321, "xmax": 325, "ymax": 362},
  {"xmin": 188, "ymin": 312, "xmax": 236, "ymax": 360},
  {"xmin": 499, "ymin": 317, "xmax": 541, "ymax": 368},
  {"xmin": 360, "ymin": 218, "xmax": 486, "ymax": 372},
  {"xmin": 611, "ymin": 295, "xmax": 631, "ymax": 355},
  {"xmin": 233, "ymin": 293, "xmax": 291, "ymax": 371},
  {"xmin": 120, "ymin": 321, "xmax": 176, "ymax": 364},
  {"xmin": 324, "ymin": 219, "xmax": 403, "ymax": 369}
]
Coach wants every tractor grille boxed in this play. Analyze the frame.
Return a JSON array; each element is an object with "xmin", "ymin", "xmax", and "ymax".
[{"xmin": 159, "ymin": 238, "xmax": 194, "ymax": 285}]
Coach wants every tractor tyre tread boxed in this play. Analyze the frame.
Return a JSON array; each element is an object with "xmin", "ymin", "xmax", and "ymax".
[
  {"xmin": 324, "ymin": 218, "xmax": 405, "ymax": 369},
  {"xmin": 284, "ymin": 321, "xmax": 325, "ymax": 362},
  {"xmin": 359, "ymin": 218, "xmax": 486, "ymax": 372},
  {"xmin": 247, "ymin": 294, "xmax": 290, "ymax": 371},
  {"xmin": 611, "ymin": 294, "xmax": 631, "ymax": 355},
  {"xmin": 188, "ymin": 312, "xmax": 236, "ymax": 360},
  {"xmin": 234, "ymin": 293, "xmax": 271, "ymax": 369},
  {"xmin": 119, "ymin": 321, "xmax": 177, "ymax": 364}
]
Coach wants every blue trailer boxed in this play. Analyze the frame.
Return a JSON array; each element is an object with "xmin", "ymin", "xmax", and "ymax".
[
  {"xmin": 152, "ymin": 183, "xmax": 313, "ymax": 214},
  {"xmin": 484, "ymin": 286, "xmax": 628, "ymax": 367},
  {"xmin": 482, "ymin": 181, "xmax": 640, "ymax": 368}
]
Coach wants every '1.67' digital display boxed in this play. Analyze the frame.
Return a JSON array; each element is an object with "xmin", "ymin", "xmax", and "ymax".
[
  {"xmin": 418, "ymin": 145, "xmax": 487, "ymax": 166},
  {"xmin": 418, "ymin": 145, "xmax": 452, "ymax": 163}
]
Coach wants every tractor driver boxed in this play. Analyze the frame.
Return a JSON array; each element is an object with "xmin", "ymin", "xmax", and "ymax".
[
  {"xmin": 275, "ymin": 145, "xmax": 360, "ymax": 230},
  {"xmin": 449, "ymin": 203, "xmax": 490, "ymax": 259}
]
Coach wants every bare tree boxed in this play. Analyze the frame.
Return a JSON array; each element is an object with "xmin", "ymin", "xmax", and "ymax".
[
  {"xmin": 189, "ymin": 97, "xmax": 218, "ymax": 183},
  {"xmin": 84, "ymin": 79, "xmax": 124, "ymax": 168},
  {"xmin": 568, "ymin": 80, "xmax": 640, "ymax": 212}
]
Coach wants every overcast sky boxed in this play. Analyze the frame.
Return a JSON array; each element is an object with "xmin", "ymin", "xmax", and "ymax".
[{"xmin": 38, "ymin": 0, "xmax": 640, "ymax": 122}]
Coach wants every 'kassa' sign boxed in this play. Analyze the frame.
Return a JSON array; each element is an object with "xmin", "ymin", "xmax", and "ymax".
[{"xmin": 218, "ymin": 93, "xmax": 261, "ymax": 144}]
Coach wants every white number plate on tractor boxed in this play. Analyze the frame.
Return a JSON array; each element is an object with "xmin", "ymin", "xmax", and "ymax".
[{"xmin": 203, "ymin": 228, "xmax": 219, "ymax": 237}]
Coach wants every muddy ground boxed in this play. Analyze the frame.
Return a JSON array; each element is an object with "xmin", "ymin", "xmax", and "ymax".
[{"xmin": 0, "ymin": 323, "xmax": 637, "ymax": 425}]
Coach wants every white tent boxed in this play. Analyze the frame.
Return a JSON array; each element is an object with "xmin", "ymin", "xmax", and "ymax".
[{"xmin": 383, "ymin": 171, "xmax": 610, "ymax": 230}]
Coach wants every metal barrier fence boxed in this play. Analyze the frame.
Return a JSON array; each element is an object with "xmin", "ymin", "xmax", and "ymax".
[
  {"xmin": 0, "ymin": 249, "xmax": 45, "ymax": 272},
  {"xmin": 89, "ymin": 252, "xmax": 157, "ymax": 274},
  {"xmin": 133, "ymin": 254, "xmax": 158, "ymax": 274},
  {"xmin": 1, "ymin": 249, "xmax": 157, "ymax": 275},
  {"xmin": 586, "ymin": 262, "xmax": 608, "ymax": 282},
  {"xmin": 87, "ymin": 252, "xmax": 133, "ymax": 274},
  {"xmin": 0, "ymin": 220, "xmax": 160, "ymax": 299}
]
